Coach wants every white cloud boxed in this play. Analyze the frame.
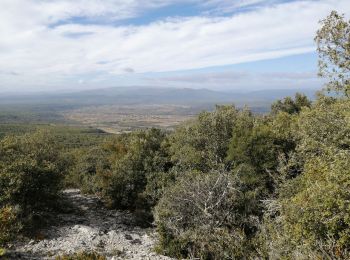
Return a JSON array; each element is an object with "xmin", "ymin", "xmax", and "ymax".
[{"xmin": 0, "ymin": 0, "xmax": 349, "ymax": 91}]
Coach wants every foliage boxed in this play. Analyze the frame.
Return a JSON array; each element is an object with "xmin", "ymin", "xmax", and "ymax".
[
  {"xmin": 0, "ymin": 205, "xmax": 21, "ymax": 245},
  {"xmin": 227, "ymin": 110, "xmax": 281, "ymax": 172},
  {"xmin": 1, "ymin": 10, "xmax": 349, "ymax": 259},
  {"xmin": 226, "ymin": 109, "xmax": 298, "ymax": 220},
  {"xmin": 0, "ymin": 247, "xmax": 7, "ymax": 257},
  {"xmin": 259, "ymin": 97, "xmax": 350, "ymax": 258},
  {"xmin": 169, "ymin": 105, "xmax": 238, "ymax": 172},
  {"xmin": 260, "ymin": 150, "xmax": 350, "ymax": 259},
  {"xmin": 315, "ymin": 11, "xmax": 350, "ymax": 96},
  {"xmin": 0, "ymin": 127, "xmax": 111, "ymax": 245},
  {"xmin": 286, "ymin": 153, "xmax": 350, "ymax": 249},
  {"xmin": 155, "ymin": 169, "xmax": 256, "ymax": 259},
  {"xmin": 295, "ymin": 97, "xmax": 350, "ymax": 156},
  {"xmin": 141, "ymin": 170, "xmax": 175, "ymax": 209},
  {"xmin": 0, "ymin": 131, "xmax": 65, "ymax": 213},
  {"xmin": 271, "ymin": 93, "xmax": 311, "ymax": 115},
  {"xmin": 102, "ymin": 128, "xmax": 171, "ymax": 211},
  {"xmin": 65, "ymin": 146, "xmax": 112, "ymax": 194},
  {"xmin": 0, "ymin": 124, "xmax": 38, "ymax": 139}
]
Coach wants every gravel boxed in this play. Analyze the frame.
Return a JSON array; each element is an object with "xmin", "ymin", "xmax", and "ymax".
[{"xmin": 7, "ymin": 189, "xmax": 172, "ymax": 260}]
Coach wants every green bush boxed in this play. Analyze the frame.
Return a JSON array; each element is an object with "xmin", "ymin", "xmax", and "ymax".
[
  {"xmin": 65, "ymin": 146, "xmax": 112, "ymax": 194},
  {"xmin": 258, "ymin": 97, "xmax": 350, "ymax": 258},
  {"xmin": 259, "ymin": 151, "xmax": 350, "ymax": 259},
  {"xmin": 0, "ymin": 131, "xmax": 66, "ymax": 213},
  {"xmin": 169, "ymin": 105, "xmax": 238, "ymax": 172},
  {"xmin": 102, "ymin": 129, "xmax": 171, "ymax": 211},
  {"xmin": 226, "ymin": 109, "xmax": 298, "ymax": 221},
  {"xmin": 271, "ymin": 93, "xmax": 311, "ymax": 115},
  {"xmin": 295, "ymin": 97, "xmax": 350, "ymax": 156},
  {"xmin": 0, "ymin": 205, "xmax": 21, "ymax": 245},
  {"xmin": 141, "ymin": 170, "xmax": 176, "ymax": 209}
]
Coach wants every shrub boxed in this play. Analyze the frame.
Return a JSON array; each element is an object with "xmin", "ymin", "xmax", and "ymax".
[
  {"xmin": 259, "ymin": 150, "xmax": 350, "ymax": 259},
  {"xmin": 227, "ymin": 110, "xmax": 297, "ymax": 217},
  {"xmin": 0, "ymin": 205, "xmax": 21, "ymax": 245},
  {"xmin": 295, "ymin": 97, "xmax": 350, "ymax": 156},
  {"xmin": 155, "ymin": 170, "xmax": 255, "ymax": 259},
  {"xmin": 0, "ymin": 131, "xmax": 65, "ymax": 213},
  {"xmin": 102, "ymin": 129, "xmax": 171, "ymax": 210},
  {"xmin": 141, "ymin": 170, "xmax": 176, "ymax": 208},
  {"xmin": 271, "ymin": 93, "xmax": 311, "ymax": 115},
  {"xmin": 169, "ymin": 105, "xmax": 238, "ymax": 172},
  {"xmin": 65, "ymin": 146, "xmax": 112, "ymax": 194}
]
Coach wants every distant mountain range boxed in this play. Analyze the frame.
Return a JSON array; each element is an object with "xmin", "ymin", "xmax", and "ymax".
[{"xmin": 0, "ymin": 87, "xmax": 320, "ymax": 113}]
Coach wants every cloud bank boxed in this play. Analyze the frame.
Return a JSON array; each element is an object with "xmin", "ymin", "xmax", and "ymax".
[{"xmin": 0, "ymin": 0, "xmax": 349, "ymax": 91}]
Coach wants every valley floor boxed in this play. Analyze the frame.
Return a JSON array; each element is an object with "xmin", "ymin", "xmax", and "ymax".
[{"xmin": 7, "ymin": 190, "xmax": 171, "ymax": 260}]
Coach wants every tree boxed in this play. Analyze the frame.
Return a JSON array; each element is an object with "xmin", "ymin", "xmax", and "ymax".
[
  {"xmin": 169, "ymin": 105, "xmax": 238, "ymax": 172},
  {"xmin": 315, "ymin": 11, "xmax": 350, "ymax": 97},
  {"xmin": 271, "ymin": 93, "xmax": 311, "ymax": 115}
]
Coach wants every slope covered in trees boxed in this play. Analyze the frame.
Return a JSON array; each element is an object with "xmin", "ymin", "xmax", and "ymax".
[{"xmin": 1, "ymin": 11, "xmax": 350, "ymax": 259}]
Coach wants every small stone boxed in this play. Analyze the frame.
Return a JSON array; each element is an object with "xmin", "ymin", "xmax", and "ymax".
[
  {"xmin": 131, "ymin": 239, "xmax": 142, "ymax": 245},
  {"xmin": 124, "ymin": 234, "xmax": 133, "ymax": 240},
  {"xmin": 97, "ymin": 240, "xmax": 105, "ymax": 248}
]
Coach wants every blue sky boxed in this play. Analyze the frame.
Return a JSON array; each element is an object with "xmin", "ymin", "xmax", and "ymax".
[{"xmin": 0, "ymin": 0, "xmax": 349, "ymax": 92}]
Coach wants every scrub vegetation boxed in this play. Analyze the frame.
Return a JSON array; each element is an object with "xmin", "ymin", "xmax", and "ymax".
[{"xmin": 1, "ymin": 11, "xmax": 350, "ymax": 259}]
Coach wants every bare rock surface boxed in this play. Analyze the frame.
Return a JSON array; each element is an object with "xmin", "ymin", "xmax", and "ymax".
[{"xmin": 8, "ymin": 189, "xmax": 172, "ymax": 259}]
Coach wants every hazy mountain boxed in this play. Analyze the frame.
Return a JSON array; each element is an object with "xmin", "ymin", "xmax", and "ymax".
[{"xmin": 0, "ymin": 86, "xmax": 318, "ymax": 108}]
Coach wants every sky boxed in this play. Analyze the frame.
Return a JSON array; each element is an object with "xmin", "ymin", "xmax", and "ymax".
[{"xmin": 0, "ymin": 0, "xmax": 350, "ymax": 93}]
